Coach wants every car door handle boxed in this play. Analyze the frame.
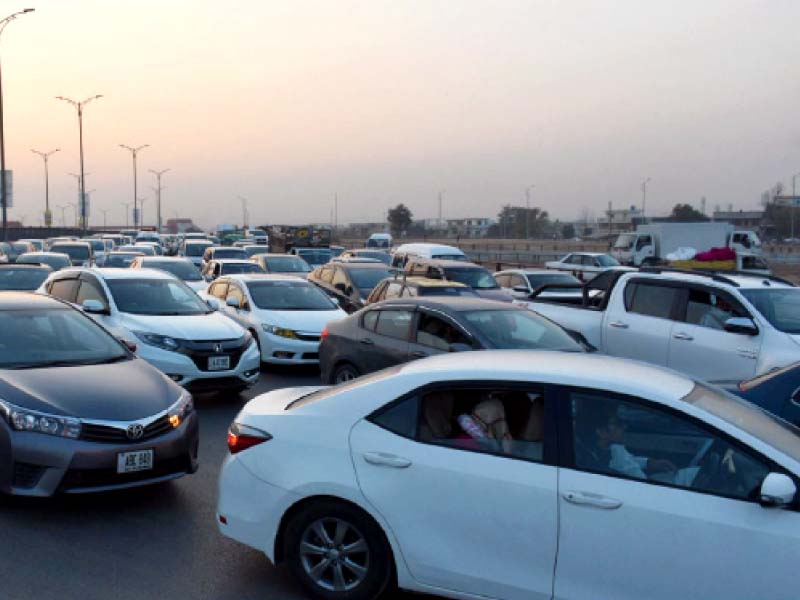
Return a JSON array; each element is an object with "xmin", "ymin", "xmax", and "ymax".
[
  {"xmin": 608, "ymin": 321, "xmax": 628, "ymax": 329},
  {"xmin": 673, "ymin": 332, "xmax": 694, "ymax": 341},
  {"xmin": 359, "ymin": 338, "xmax": 374, "ymax": 346},
  {"xmin": 736, "ymin": 348, "xmax": 758, "ymax": 359},
  {"xmin": 562, "ymin": 490, "xmax": 622, "ymax": 510},
  {"xmin": 411, "ymin": 351, "xmax": 428, "ymax": 358},
  {"xmin": 362, "ymin": 452, "xmax": 412, "ymax": 469}
]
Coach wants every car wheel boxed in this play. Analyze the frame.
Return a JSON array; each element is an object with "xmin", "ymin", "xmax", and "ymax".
[
  {"xmin": 285, "ymin": 500, "xmax": 394, "ymax": 600},
  {"xmin": 332, "ymin": 363, "xmax": 360, "ymax": 384}
]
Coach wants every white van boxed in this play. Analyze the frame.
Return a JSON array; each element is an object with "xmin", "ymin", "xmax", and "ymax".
[
  {"xmin": 391, "ymin": 243, "xmax": 467, "ymax": 268},
  {"xmin": 366, "ymin": 232, "xmax": 392, "ymax": 249}
]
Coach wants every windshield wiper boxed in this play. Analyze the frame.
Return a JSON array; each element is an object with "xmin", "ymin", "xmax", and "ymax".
[{"xmin": 4, "ymin": 357, "xmax": 125, "ymax": 369}]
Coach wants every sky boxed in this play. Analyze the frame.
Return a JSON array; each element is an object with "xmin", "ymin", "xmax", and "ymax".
[{"xmin": 2, "ymin": 0, "xmax": 799, "ymax": 229}]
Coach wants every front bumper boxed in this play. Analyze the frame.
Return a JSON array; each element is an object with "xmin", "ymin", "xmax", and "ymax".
[
  {"xmin": 136, "ymin": 340, "xmax": 261, "ymax": 391},
  {"xmin": 259, "ymin": 331, "xmax": 321, "ymax": 364},
  {"xmin": 0, "ymin": 412, "xmax": 199, "ymax": 497}
]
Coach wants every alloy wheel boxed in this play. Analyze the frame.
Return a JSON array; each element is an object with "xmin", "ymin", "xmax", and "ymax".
[{"xmin": 299, "ymin": 517, "xmax": 370, "ymax": 592}]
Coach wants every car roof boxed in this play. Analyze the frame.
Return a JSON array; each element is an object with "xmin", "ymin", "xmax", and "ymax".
[
  {"xmin": 394, "ymin": 243, "xmax": 463, "ymax": 254},
  {"xmin": 0, "ymin": 292, "xmax": 68, "ymax": 310},
  {"xmin": 401, "ymin": 276, "xmax": 467, "ymax": 287},
  {"xmin": 19, "ymin": 252, "xmax": 69, "ymax": 258},
  {"xmin": 87, "ymin": 268, "xmax": 176, "ymax": 280},
  {"xmin": 49, "ymin": 241, "xmax": 90, "ymax": 247},
  {"xmin": 630, "ymin": 270, "xmax": 796, "ymax": 290},
  {"xmin": 138, "ymin": 256, "xmax": 192, "ymax": 262},
  {"xmin": 0, "ymin": 262, "xmax": 51, "ymax": 269},
  {"xmin": 374, "ymin": 296, "xmax": 516, "ymax": 311},
  {"xmin": 212, "ymin": 259, "xmax": 257, "ymax": 264},
  {"xmin": 223, "ymin": 273, "xmax": 308, "ymax": 283},
  {"xmin": 409, "ymin": 259, "xmax": 480, "ymax": 268},
  {"xmin": 253, "ymin": 253, "xmax": 302, "ymax": 258}
]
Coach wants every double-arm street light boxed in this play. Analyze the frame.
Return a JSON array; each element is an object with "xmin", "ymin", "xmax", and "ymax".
[
  {"xmin": 30, "ymin": 148, "xmax": 59, "ymax": 226},
  {"xmin": 119, "ymin": 144, "xmax": 149, "ymax": 229},
  {"xmin": 0, "ymin": 8, "xmax": 35, "ymax": 240},
  {"xmin": 150, "ymin": 168, "xmax": 169, "ymax": 233},
  {"xmin": 56, "ymin": 94, "xmax": 102, "ymax": 235}
]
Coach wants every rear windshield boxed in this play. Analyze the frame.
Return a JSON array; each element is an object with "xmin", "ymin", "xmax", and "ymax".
[
  {"xmin": 50, "ymin": 244, "xmax": 90, "ymax": 260},
  {"xmin": 0, "ymin": 268, "xmax": 50, "ymax": 290},
  {"xmin": 185, "ymin": 243, "xmax": 212, "ymax": 256},
  {"xmin": 144, "ymin": 260, "xmax": 203, "ymax": 281},
  {"xmin": 213, "ymin": 248, "xmax": 247, "ymax": 260},
  {"xmin": 265, "ymin": 256, "xmax": 311, "ymax": 273},
  {"xmin": 221, "ymin": 262, "xmax": 264, "ymax": 275},
  {"xmin": 444, "ymin": 267, "xmax": 499, "ymax": 290}
]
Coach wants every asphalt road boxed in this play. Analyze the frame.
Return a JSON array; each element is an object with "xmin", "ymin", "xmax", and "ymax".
[{"xmin": 0, "ymin": 366, "xmax": 426, "ymax": 600}]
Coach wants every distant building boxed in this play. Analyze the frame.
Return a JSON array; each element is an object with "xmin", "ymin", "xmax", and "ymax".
[
  {"xmin": 712, "ymin": 210, "xmax": 764, "ymax": 230},
  {"xmin": 344, "ymin": 222, "xmax": 388, "ymax": 238},
  {"xmin": 600, "ymin": 206, "xmax": 643, "ymax": 237},
  {"xmin": 446, "ymin": 217, "xmax": 494, "ymax": 238},
  {"xmin": 166, "ymin": 218, "xmax": 199, "ymax": 234}
]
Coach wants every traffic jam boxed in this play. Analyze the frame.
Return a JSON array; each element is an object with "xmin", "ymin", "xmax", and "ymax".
[{"xmin": 2, "ymin": 225, "xmax": 799, "ymax": 600}]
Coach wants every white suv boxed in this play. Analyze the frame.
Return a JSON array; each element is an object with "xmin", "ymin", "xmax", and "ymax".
[{"xmin": 39, "ymin": 268, "xmax": 260, "ymax": 393}]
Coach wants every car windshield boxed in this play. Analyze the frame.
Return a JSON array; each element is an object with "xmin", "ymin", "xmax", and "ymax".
[
  {"xmin": 0, "ymin": 268, "xmax": 50, "ymax": 290},
  {"xmin": 106, "ymin": 278, "xmax": 211, "ymax": 316},
  {"xmin": 144, "ymin": 260, "xmax": 203, "ymax": 281},
  {"xmin": 683, "ymin": 383, "xmax": 800, "ymax": 463},
  {"xmin": 417, "ymin": 286, "xmax": 477, "ymax": 297},
  {"xmin": 0, "ymin": 307, "xmax": 128, "ymax": 369},
  {"xmin": 242, "ymin": 246, "xmax": 264, "ymax": 257},
  {"xmin": 444, "ymin": 267, "xmax": 499, "ymax": 289},
  {"xmin": 18, "ymin": 254, "xmax": 69, "ymax": 270},
  {"xmin": 131, "ymin": 245, "xmax": 156, "ymax": 256},
  {"xmin": 355, "ymin": 252, "xmax": 391, "ymax": 265},
  {"xmin": 86, "ymin": 240, "xmax": 105, "ymax": 251},
  {"xmin": 463, "ymin": 309, "xmax": 583, "ymax": 351},
  {"xmin": 596, "ymin": 255, "xmax": 620, "ymax": 267},
  {"xmin": 297, "ymin": 249, "xmax": 333, "ymax": 266},
  {"xmin": 350, "ymin": 268, "xmax": 395, "ymax": 295},
  {"xmin": 740, "ymin": 288, "xmax": 800, "ymax": 334},
  {"xmin": 11, "ymin": 243, "xmax": 28, "ymax": 253},
  {"xmin": 221, "ymin": 262, "xmax": 264, "ymax": 275},
  {"xmin": 613, "ymin": 234, "xmax": 637, "ymax": 249},
  {"xmin": 50, "ymin": 245, "xmax": 90, "ymax": 260},
  {"xmin": 432, "ymin": 253, "xmax": 467, "ymax": 261},
  {"xmin": 213, "ymin": 248, "xmax": 247, "ymax": 260},
  {"xmin": 264, "ymin": 256, "xmax": 311, "ymax": 273},
  {"xmin": 525, "ymin": 273, "xmax": 582, "ymax": 287},
  {"xmin": 105, "ymin": 253, "xmax": 141, "ymax": 268},
  {"xmin": 185, "ymin": 243, "xmax": 212, "ymax": 256},
  {"xmin": 247, "ymin": 280, "xmax": 337, "ymax": 311}
]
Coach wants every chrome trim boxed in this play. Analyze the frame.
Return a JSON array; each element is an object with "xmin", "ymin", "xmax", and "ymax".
[{"xmin": 79, "ymin": 394, "xmax": 188, "ymax": 429}]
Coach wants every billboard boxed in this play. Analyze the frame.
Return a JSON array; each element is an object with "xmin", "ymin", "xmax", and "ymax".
[{"xmin": 1, "ymin": 170, "xmax": 12, "ymax": 209}]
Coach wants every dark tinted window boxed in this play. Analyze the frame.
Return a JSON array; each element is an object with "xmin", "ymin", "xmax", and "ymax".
[
  {"xmin": 374, "ymin": 309, "xmax": 413, "ymax": 340},
  {"xmin": 415, "ymin": 313, "xmax": 470, "ymax": 350},
  {"xmin": 684, "ymin": 288, "xmax": 746, "ymax": 330},
  {"xmin": 143, "ymin": 260, "xmax": 202, "ymax": 281},
  {"xmin": 49, "ymin": 278, "xmax": 80, "ymax": 302},
  {"xmin": 372, "ymin": 397, "xmax": 419, "ymax": 438},
  {"xmin": 220, "ymin": 262, "xmax": 264, "ymax": 275},
  {"xmin": 247, "ymin": 281, "xmax": 337, "ymax": 310},
  {"xmin": 0, "ymin": 268, "xmax": 50, "ymax": 291},
  {"xmin": 213, "ymin": 248, "xmax": 247, "ymax": 260},
  {"xmin": 625, "ymin": 282, "xmax": 679, "ymax": 319},
  {"xmin": 349, "ymin": 268, "xmax": 394, "ymax": 294}
]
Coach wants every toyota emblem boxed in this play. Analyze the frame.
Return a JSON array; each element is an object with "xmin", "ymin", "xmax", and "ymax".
[
  {"xmin": 213, "ymin": 343, "xmax": 223, "ymax": 353},
  {"xmin": 126, "ymin": 423, "xmax": 144, "ymax": 440}
]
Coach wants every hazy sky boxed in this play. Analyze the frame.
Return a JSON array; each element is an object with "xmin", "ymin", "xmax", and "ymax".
[{"xmin": 2, "ymin": 0, "xmax": 799, "ymax": 229}]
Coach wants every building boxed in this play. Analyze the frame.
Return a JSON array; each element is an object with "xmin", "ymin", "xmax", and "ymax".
[
  {"xmin": 600, "ymin": 206, "xmax": 643, "ymax": 237},
  {"xmin": 446, "ymin": 217, "xmax": 494, "ymax": 238},
  {"xmin": 165, "ymin": 218, "xmax": 199, "ymax": 234},
  {"xmin": 343, "ymin": 222, "xmax": 388, "ymax": 238},
  {"xmin": 712, "ymin": 210, "xmax": 765, "ymax": 229}
]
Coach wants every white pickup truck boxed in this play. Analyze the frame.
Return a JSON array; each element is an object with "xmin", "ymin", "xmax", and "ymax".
[{"xmin": 526, "ymin": 268, "xmax": 800, "ymax": 383}]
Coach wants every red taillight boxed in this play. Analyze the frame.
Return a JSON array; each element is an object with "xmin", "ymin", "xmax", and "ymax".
[
  {"xmin": 227, "ymin": 423, "xmax": 271, "ymax": 454},
  {"xmin": 321, "ymin": 327, "xmax": 329, "ymax": 341}
]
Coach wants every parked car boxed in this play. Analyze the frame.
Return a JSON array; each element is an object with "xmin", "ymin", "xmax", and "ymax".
[
  {"xmin": 104, "ymin": 251, "xmax": 146, "ymax": 268},
  {"xmin": 119, "ymin": 244, "xmax": 155, "ymax": 256},
  {"xmin": 18, "ymin": 239, "xmax": 45, "ymax": 252},
  {"xmin": 336, "ymin": 249, "xmax": 392, "ymax": 265},
  {"xmin": 290, "ymin": 247, "xmax": 334, "ymax": 268},
  {"xmin": 529, "ymin": 268, "xmax": 800, "ymax": 383},
  {"xmin": 319, "ymin": 297, "xmax": 585, "ymax": 383},
  {"xmin": 16, "ymin": 252, "xmax": 72, "ymax": 272},
  {"xmin": 129, "ymin": 256, "xmax": 206, "ymax": 293},
  {"xmin": 201, "ymin": 246, "xmax": 248, "ymax": 269},
  {"xmin": 726, "ymin": 363, "xmax": 800, "ymax": 426},
  {"xmin": 251, "ymin": 253, "xmax": 312, "ymax": 277},
  {"xmin": 135, "ymin": 241, "xmax": 164, "ymax": 256},
  {"xmin": 545, "ymin": 252, "xmax": 622, "ymax": 281},
  {"xmin": 39, "ymin": 268, "xmax": 261, "ymax": 393},
  {"xmin": 390, "ymin": 243, "xmax": 467, "ymax": 269},
  {"xmin": 0, "ymin": 263, "xmax": 53, "ymax": 290},
  {"xmin": 308, "ymin": 262, "xmax": 395, "ymax": 313},
  {"xmin": 241, "ymin": 244, "xmax": 267, "ymax": 258},
  {"xmin": 218, "ymin": 351, "xmax": 800, "ymax": 600},
  {"xmin": 11, "ymin": 241, "xmax": 37, "ymax": 258},
  {"xmin": 0, "ymin": 292, "xmax": 198, "ymax": 496},
  {"xmin": 366, "ymin": 232, "xmax": 392, "ymax": 248},
  {"xmin": 366, "ymin": 276, "xmax": 478, "ymax": 304},
  {"xmin": 83, "ymin": 238, "xmax": 109, "ymax": 265},
  {"xmin": 48, "ymin": 242, "xmax": 94, "ymax": 267},
  {"xmin": 201, "ymin": 259, "xmax": 265, "ymax": 282},
  {"xmin": 181, "ymin": 239, "xmax": 214, "ymax": 267},
  {"xmin": 204, "ymin": 274, "xmax": 346, "ymax": 365},
  {"xmin": 404, "ymin": 259, "xmax": 512, "ymax": 302},
  {"xmin": 495, "ymin": 268, "xmax": 587, "ymax": 302}
]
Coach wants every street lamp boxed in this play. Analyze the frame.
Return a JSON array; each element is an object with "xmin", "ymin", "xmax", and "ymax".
[
  {"xmin": 30, "ymin": 148, "xmax": 60, "ymax": 227},
  {"xmin": 525, "ymin": 185, "xmax": 535, "ymax": 239},
  {"xmin": 0, "ymin": 8, "xmax": 35, "ymax": 240},
  {"xmin": 149, "ymin": 168, "xmax": 169, "ymax": 233},
  {"xmin": 119, "ymin": 144, "xmax": 149, "ymax": 229},
  {"xmin": 641, "ymin": 177, "xmax": 651, "ymax": 222},
  {"xmin": 56, "ymin": 94, "xmax": 102, "ymax": 236}
]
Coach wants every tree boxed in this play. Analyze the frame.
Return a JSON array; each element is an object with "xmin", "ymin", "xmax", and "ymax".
[
  {"xmin": 487, "ymin": 205, "xmax": 551, "ymax": 238},
  {"xmin": 668, "ymin": 203, "xmax": 708, "ymax": 222},
  {"xmin": 561, "ymin": 224, "xmax": 576, "ymax": 239},
  {"xmin": 387, "ymin": 203, "xmax": 413, "ymax": 237}
]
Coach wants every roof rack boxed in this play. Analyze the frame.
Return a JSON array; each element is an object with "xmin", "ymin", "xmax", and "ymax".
[{"xmin": 638, "ymin": 266, "xmax": 797, "ymax": 288}]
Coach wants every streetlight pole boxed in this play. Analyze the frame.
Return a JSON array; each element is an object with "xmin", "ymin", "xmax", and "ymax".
[
  {"xmin": 119, "ymin": 144, "xmax": 149, "ymax": 229},
  {"xmin": 237, "ymin": 195, "xmax": 248, "ymax": 229},
  {"xmin": 120, "ymin": 202, "xmax": 131, "ymax": 228},
  {"xmin": 149, "ymin": 168, "xmax": 169, "ymax": 233},
  {"xmin": 525, "ymin": 185, "xmax": 535, "ymax": 239},
  {"xmin": 67, "ymin": 202, "xmax": 78, "ymax": 227},
  {"xmin": 56, "ymin": 94, "xmax": 102, "ymax": 236},
  {"xmin": 31, "ymin": 148, "xmax": 59, "ymax": 227},
  {"xmin": 138, "ymin": 198, "xmax": 146, "ymax": 228},
  {"xmin": 99, "ymin": 208, "xmax": 108, "ymax": 229},
  {"xmin": 0, "ymin": 9, "xmax": 35, "ymax": 241},
  {"xmin": 641, "ymin": 177, "xmax": 651, "ymax": 223},
  {"xmin": 438, "ymin": 190, "xmax": 445, "ymax": 231}
]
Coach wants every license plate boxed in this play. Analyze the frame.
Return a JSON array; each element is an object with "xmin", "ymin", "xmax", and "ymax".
[
  {"xmin": 208, "ymin": 355, "xmax": 230, "ymax": 371},
  {"xmin": 117, "ymin": 449, "xmax": 154, "ymax": 474}
]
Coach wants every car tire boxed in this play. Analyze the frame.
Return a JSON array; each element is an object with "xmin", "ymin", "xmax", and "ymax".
[
  {"xmin": 331, "ymin": 363, "xmax": 360, "ymax": 384},
  {"xmin": 285, "ymin": 499, "xmax": 394, "ymax": 600}
]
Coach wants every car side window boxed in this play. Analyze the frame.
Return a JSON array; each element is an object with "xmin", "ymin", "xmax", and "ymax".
[
  {"xmin": 362, "ymin": 310, "xmax": 379, "ymax": 331},
  {"xmin": 624, "ymin": 282, "xmax": 680, "ymax": 319},
  {"xmin": 227, "ymin": 284, "xmax": 247, "ymax": 309},
  {"xmin": 569, "ymin": 390, "xmax": 770, "ymax": 502},
  {"xmin": 76, "ymin": 279, "xmax": 108, "ymax": 308},
  {"xmin": 374, "ymin": 309, "xmax": 413, "ymax": 340},
  {"xmin": 415, "ymin": 312, "xmax": 470, "ymax": 350},
  {"xmin": 331, "ymin": 268, "xmax": 349, "ymax": 290},
  {"xmin": 583, "ymin": 256, "xmax": 597, "ymax": 266},
  {"xmin": 48, "ymin": 278, "xmax": 80, "ymax": 303},
  {"xmin": 636, "ymin": 235, "xmax": 651, "ymax": 250},
  {"xmin": 684, "ymin": 288, "xmax": 747, "ymax": 331},
  {"xmin": 509, "ymin": 274, "xmax": 527, "ymax": 289},
  {"xmin": 494, "ymin": 274, "xmax": 509, "ymax": 287},
  {"xmin": 385, "ymin": 282, "xmax": 403, "ymax": 299}
]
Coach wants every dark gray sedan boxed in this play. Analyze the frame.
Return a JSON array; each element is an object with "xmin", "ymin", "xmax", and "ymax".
[
  {"xmin": 0, "ymin": 293, "xmax": 198, "ymax": 496},
  {"xmin": 319, "ymin": 296, "xmax": 586, "ymax": 383}
]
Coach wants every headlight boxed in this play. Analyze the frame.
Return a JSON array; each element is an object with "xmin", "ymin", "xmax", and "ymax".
[
  {"xmin": 133, "ymin": 331, "xmax": 181, "ymax": 351},
  {"xmin": 261, "ymin": 324, "xmax": 297, "ymax": 339},
  {"xmin": 0, "ymin": 400, "xmax": 81, "ymax": 439},
  {"xmin": 167, "ymin": 391, "xmax": 193, "ymax": 429}
]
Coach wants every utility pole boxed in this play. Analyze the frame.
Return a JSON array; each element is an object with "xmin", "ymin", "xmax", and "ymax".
[
  {"xmin": 525, "ymin": 185, "xmax": 535, "ymax": 239},
  {"xmin": 121, "ymin": 202, "xmax": 131, "ymax": 228},
  {"xmin": 641, "ymin": 177, "xmax": 651, "ymax": 223},
  {"xmin": 149, "ymin": 168, "xmax": 169, "ymax": 233},
  {"xmin": 119, "ymin": 143, "xmax": 149, "ymax": 228},
  {"xmin": 438, "ymin": 190, "xmax": 445, "ymax": 230},
  {"xmin": 237, "ymin": 196, "xmax": 248, "ymax": 229},
  {"xmin": 56, "ymin": 204, "xmax": 67, "ymax": 226},
  {"xmin": 334, "ymin": 192, "xmax": 338, "ymax": 231},
  {"xmin": 30, "ymin": 148, "xmax": 59, "ymax": 227},
  {"xmin": 138, "ymin": 198, "xmax": 147, "ymax": 228},
  {"xmin": 99, "ymin": 208, "xmax": 109, "ymax": 229}
]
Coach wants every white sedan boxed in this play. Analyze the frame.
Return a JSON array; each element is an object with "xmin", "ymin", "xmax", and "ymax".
[
  {"xmin": 203, "ymin": 274, "xmax": 346, "ymax": 365},
  {"xmin": 217, "ymin": 351, "xmax": 800, "ymax": 600},
  {"xmin": 545, "ymin": 252, "xmax": 624, "ymax": 281}
]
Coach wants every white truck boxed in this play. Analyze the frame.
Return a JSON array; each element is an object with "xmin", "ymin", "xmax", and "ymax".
[
  {"xmin": 611, "ymin": 222, "xmax": 761, "ymax": 267},
  {"xmin": 525, "ymin": 268, "xmax": 800, "ymax": 383}
]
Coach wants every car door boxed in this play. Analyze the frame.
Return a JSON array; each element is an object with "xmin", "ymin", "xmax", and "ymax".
[
  {"xmin": 357, "ymin": 307, "xmax": 413, "ymax": 372},
  {"xmin": 668, "ymin": 285, "xmax": 763, "ymax": 382},
  {"xmin": 407, "ymin": 309, "xmax": 473, "ymax": 360},
  {"xmin": 603, "ymin": 278, "xmax": 681, "ymax": 367},
  {"xmin": 350, "ymin": 382, "xmax": 558, "ymax": 599},
  {"xmin": 554, "ymin": 386, "xmax": 800, "ymax": 600}
]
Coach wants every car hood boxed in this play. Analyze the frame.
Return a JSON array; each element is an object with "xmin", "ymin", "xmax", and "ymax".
[
  {"xmin": 0, "ymin": 358, "xmax": 181, "ymax": 420},
  {"xmin": 119, "ymin": 311, "xmax": 245, "ymax": 340},
  {"xmin": 253, "ymin": 308, "xmax": 346, "ymax": 333},
  {"xmin": 474, "ymin": 288, "xmax": 514, "ymax": 302}
]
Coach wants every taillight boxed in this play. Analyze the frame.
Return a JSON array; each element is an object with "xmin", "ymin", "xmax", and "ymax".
[
  {"xmin": 321, "ymin": 327, "xmax": 329, "ymax": 341},
  {"xmin": 227, "ymin": 423, "xmax": 272, "ymax": 455}
]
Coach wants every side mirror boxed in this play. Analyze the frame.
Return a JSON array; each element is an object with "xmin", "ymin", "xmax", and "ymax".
[
  {"xmin": 81, "ymin": 299, "xmax": 107, "ymax": 314},
  {"xmin": 448, "ymin": 343, "xmax": 472, "ymax": 353},
  {"xmin": 724, "ymin": 317, "xmax": 759, "ymax": 336},
  {"xmin": 334, "ymin": 282, "xmax": 347, "ymax": 293},
  {"xmin": 759, "ymin": 472, "xmax": 796, "ymax": 508},
  {"xmin": 226, "ymin": 296, "xmax": 241, "ymax": 309},
  {"xmin": 512, "ymin": 285, "xmax": 529, "ymax": 294},
  {"xmin": 206, "ymin": 298, "xmax": 220, "ymax": 311},
  {"xmin": 121, "ymin": 338, "xmax": 138, "ymax": 353}
]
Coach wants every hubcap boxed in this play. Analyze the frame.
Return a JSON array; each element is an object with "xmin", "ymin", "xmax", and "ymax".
[
  {"xmin": 335, "ymin": 367, "xmax": 357, "ymax": 383},
  {"xmin": 299, "ymin": 517, "xmax": 370, "ymax": 592}
]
